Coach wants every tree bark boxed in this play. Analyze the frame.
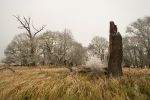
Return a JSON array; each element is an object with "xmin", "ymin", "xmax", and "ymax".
[{"xmin": 108, "ymin": 21, "xmax": 123, "ymax": 77}]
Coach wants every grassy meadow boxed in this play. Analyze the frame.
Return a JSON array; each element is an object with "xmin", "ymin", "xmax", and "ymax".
[{"xmin": 0, "ymin": 66, "xmax": 150, "ymax": 100}]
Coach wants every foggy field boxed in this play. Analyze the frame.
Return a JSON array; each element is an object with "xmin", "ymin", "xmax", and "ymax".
[
  {"xmin": 0, "ymin": 0, "xmax": 150, "ymax": 100},
  {"xmin": 0, "ymin": 66, "xmax": 150, "ymax": 100}
]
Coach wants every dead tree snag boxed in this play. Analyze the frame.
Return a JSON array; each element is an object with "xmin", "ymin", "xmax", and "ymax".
[{"xmin": 108, "ymin": 21, "xmax": 123, "ymax": 77}]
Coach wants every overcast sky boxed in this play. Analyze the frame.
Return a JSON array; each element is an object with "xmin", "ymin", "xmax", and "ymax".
[{"xmin": 0, "ymin": 0, "xmax": 150, "ymax": 59}]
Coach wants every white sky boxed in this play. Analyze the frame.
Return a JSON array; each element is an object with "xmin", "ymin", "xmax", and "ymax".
[{"xmin": 0, "ymin": 0, "xmax": 150, "ymax": 59}]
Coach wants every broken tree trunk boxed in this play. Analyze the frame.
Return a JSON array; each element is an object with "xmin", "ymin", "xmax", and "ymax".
[{"xmin": 108, "ymin": 21, "xmax": 123, "ymax": 77}]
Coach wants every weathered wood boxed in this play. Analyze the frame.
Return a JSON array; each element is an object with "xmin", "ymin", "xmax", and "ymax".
[{"xmin": 108, "ymin": 21, "xmax": 123, "ymax": 76}]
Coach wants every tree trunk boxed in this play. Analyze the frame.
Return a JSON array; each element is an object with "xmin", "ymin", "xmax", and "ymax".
[
  {"xmin": 108, "ymin": 21, "xmax": 123, "ymax": 77},
  {"xmin": 101, "ymin": 49, "xmax": 104, "ymax": 61},
  {"xmin": 133, "ymin": 48, "xmax": 138, "ymax": 67},
  {"xmin": 148, "ymin": 50, "xmax": 150, "ymax": 68},
  {"xmin": 30, "ymin": 38, "xmax": 36, "ymax": 66}
]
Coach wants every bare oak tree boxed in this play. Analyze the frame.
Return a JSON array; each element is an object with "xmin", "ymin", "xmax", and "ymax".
[{"xmin": 14, "ymin": 16, "xmax": 46, "ymax": 66}]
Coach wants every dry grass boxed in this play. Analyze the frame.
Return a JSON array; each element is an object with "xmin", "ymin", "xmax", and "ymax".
[{"xmin": 0, "ymin": 66, "xmax": 150, "ymax": 100}]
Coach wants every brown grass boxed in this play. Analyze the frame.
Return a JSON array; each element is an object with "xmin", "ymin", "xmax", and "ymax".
[{"xmin": 0, "ymin": 67, "xmax": 150, "ymax": 100}]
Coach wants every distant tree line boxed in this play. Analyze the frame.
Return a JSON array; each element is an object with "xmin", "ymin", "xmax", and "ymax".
[
  {"xmin": 2, "ymin": 16, "xmax": 150, "ymax": 68},
  {"xmin": 2, "ymin": 16, "xmax": 86, "ymax": 67},
  {"xmin": 3, "ymin": 30, "xmax": 87, "ymax": 67},
  {"xmin": 123, "ymin": 16, "xmax": 150, "ymax": 68}
]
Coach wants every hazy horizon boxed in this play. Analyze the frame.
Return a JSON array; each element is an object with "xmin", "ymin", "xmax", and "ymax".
[{"xmin": 0, "ymin": 0, "xmax": 150, "ymax": 60}]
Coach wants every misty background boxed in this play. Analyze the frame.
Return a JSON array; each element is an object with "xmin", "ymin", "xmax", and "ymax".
[{"xmin": 0, "ymin": 0, "xmax": 150, "ymax": 60}]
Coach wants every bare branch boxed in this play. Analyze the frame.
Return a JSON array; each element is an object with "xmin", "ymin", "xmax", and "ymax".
[
  {"xmin": 33, "ymin": 25, "xmax": 46, "ymax": 37},
  {"xmin": 13, "ymin": 15, "xmax": 28, "ymax": 29},
  {"xmin": 32, "ymin": 24, "xmax": 39, "ymax": 32},
  {"xmin": 14, "ymin": 15, "xmax": 46, "ymax": 38},
  {"xmin": 13, "ymin": 15, "xmax": 32, "ymax": 37}
]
